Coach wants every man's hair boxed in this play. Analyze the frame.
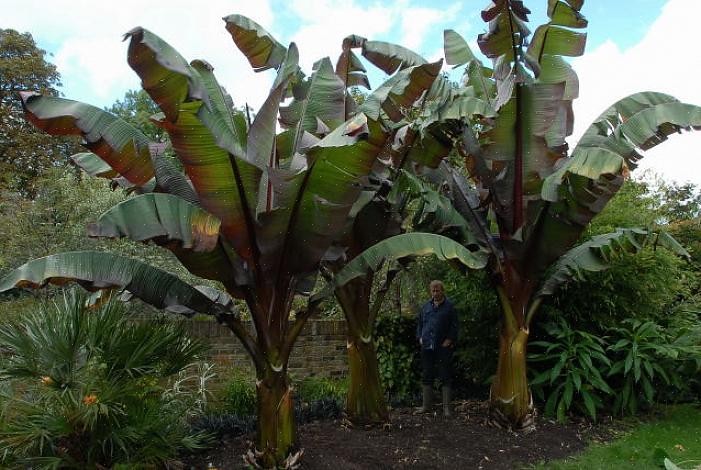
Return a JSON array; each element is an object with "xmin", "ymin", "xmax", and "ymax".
[{"xmin": 429, "ymin": 280, "xmax": 444, "ymax": 290}]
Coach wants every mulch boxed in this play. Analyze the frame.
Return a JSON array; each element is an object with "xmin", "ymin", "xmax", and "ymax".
[{"xmin": 183, "ymin": 400, "xmax": 616, "ymax": 469}]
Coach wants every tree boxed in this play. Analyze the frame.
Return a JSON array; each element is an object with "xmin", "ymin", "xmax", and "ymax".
[
  {"xmin": 0, "ymin": 29, "xmax": 79, "ymax": 193},
  {"xmin": 335, "ymin": 0, "xmax": 700, "ymax": 429},
  {"xmin": 106, "ymin": 89, "xmax": 165, "ymax": 142},
  {"xmin": 0, "ymin": 16, "xmax": 454, "ymax": 467}
]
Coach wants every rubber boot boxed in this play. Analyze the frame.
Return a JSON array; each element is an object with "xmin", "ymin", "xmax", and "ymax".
[
  {"xmin": 416, "ymin": 385, "xmax": 432, "ymax": 413},
  {"xmin": 441, "ymin": 385, "xmax": 452, "ymax": 417}
]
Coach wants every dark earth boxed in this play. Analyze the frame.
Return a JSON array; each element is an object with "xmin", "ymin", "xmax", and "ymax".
[{"xmin": 183, "ymin": 400, "xmax": 617, "ymax": 469}]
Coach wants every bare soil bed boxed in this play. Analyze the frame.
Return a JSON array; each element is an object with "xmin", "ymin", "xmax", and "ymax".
[{"xmin": 184, "ymin": 400, "xmax": 613, "ymax": 469}]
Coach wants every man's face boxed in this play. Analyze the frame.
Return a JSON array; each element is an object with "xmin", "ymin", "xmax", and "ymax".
[{"xmin": 430, "ymin": 284, "xmax": 445, "ymax": 303}]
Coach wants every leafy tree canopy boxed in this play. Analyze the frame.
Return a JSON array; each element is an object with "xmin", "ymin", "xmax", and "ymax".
[{"xmin": 0, "ymin": 29, "xmax": 79, "ymax": 193}]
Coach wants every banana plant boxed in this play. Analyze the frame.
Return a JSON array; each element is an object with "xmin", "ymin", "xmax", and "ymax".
[
  {"xmin": 0, "ymin": 20, "xmax": 394, "ymax": 468},
  {"xmin": 225, "ymin": 18, "xmax": 450, "ymax": 426},
  {"xmin": 336, "ymin": 0, "xmax": 701, "ymax": 430},
  {"xmin": 321, "ymin": 36, "xmax": 476, "ymax": 424}
]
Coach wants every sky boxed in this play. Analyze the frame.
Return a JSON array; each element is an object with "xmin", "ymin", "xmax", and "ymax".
[{"xmin": 4, "ymin": 0, "xmax": 700, "ymax": 185}]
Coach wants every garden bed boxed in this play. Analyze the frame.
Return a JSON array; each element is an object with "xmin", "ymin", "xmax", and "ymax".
[{"xmin": 184, "ymin": 400, "xmax": 614, "ymax": 469}]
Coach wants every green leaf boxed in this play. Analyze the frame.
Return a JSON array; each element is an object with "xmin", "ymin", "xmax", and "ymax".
[
  {"xmin": 223, "ymin": 14, "xmax": 287, "ymax": 72},
  {"xmin": 334, "ymin": 232, "xmax": 487, "ymax": 288},
  {"xmin": 20, "ymin": 93, "xmax": 155, "ymax": 185},
  {"xmin": 536, "ymin": 228, "xmax": 651, "ymax": 297},
  {"xmin": 580, "ymin": 389, "xmax": 596, "ymax": 420},
  {"xmin": 548, "ymin": 1, "xmax": 588, "ymax": 28},
  {"xmin": 443, "ymin": 30, "xmax": 476, "ymax": 66},
  {"xmin": 126, "ymin": 28, "xmax": 262, "ymax": 260},
  {"xmin": 361, "ymin": 40, "xmax": 427, "ymax": 75},
  {"xmin": 360, "ymin": 61, "xmax": 443, "ymax": 122},
  {"xmin": 70, "ymin": 152, "xmax": 119, "ymax": 179},
  {"xmin": 0, "ymin": 252, "xmax": 232, "ymax": 317},
  {"xmin": 279, "ymin": 57, "xmax": 346, "ymax": 149},
  {"xmin": 389, "ymin": 170, "xmax": 477, "ymax": 247},
  {"xmin": 87, "ymin": 193, "xmax": 220, "ymax": 252},
  {"xmin": 258, "ymin": 113, "xmax": 388, "ymax": 278}
]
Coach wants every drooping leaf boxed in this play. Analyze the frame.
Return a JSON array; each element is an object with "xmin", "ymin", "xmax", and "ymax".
[
  {"xmin": 223, "ymin": 14, "xmax": 287, "ymax": 72},
  {"xmin": 70, "ymin": 152, "xmax": 119, "ymax": 179},
  {"xmin": 86, "ymin": 193, "xmax": 247, "ymax": 291},
  {"xmin": 334, "ymin": 232, "xmax": 487, "ymax": 287},
  {"xmin": 536, "ymin": 228, "xmax": 688, "ymax": 298},
  {"xmin": 443, "ymin": 29, "xmax": 476, "ymax": 67},
  {"xmin": 87, "ymin": 193, "xmax": 220, "ymax": 252},
  {"xmin": 335, "ymin": 34, "xmax": 370, "ymax": 95},
  {"xmin": 0, "ymin": 251, "xmax": 233, "ymax": 317},
  {"xmin": 360, "ymin": 61, "xmax": 443, "ymax": 122},
  {"xmin": 361, "ymin": 40, "xmax": 427, "ymax": 74},
  {"xmin": 126, "ymin": 28, "xmax": 261, "ymax": 260},
  {"xmin": 20, "ymin": 92, "xmax": 155, "ymax": 185}
]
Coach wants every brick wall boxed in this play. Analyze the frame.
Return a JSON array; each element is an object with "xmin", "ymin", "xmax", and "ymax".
[{"xmin": 183, "ymin": 319, "xmax": 348, "ymax": 382}]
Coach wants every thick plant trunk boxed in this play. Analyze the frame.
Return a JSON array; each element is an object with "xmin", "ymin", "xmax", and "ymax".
[
  {"xmin": 336, "ymin": 275, "xmax": 389, "ymax": 425},
  {"xmin": 253, "ymin": 368, "xmax": 297, "ymax": 468},
  {"xmin": 488, "ymin": 280, "xmax": 536, "ymax": 430},
  {"xmin": 346, "ymin": 324, "xmax": 389, "ymax": 424},
  {"xmin": 489, "ymin": 325, "xmax": 533, "ymax": 429}
]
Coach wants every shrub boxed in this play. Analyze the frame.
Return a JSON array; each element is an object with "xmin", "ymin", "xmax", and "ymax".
[
  {"xmin": 375, "ymin": 313, "xmax": 420, "ymax": 403},
  {"xmin": 0, "ymin": 291, "xmax": 210, "ymax": 468},
  {"xmin": 296, "ymin": 375, "xmax": 347, "ymax": 404},
  {"xmin": 529, "ymin": 319, "xmax": 613, "ymax": 422},
  {"xmin": 219, "ymin": 368, "xmax": 257, "ymax": 417},
  {"xmin": 607, "ymin": 319, "xmax": 699, "ymax": 415}
]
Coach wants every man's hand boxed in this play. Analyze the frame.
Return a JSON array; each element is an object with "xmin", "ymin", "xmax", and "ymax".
[
  {"xmin": 419, "ymin": 338, "xmax": 423, "ymax": 346},
  {"xmin": 441, "ymin": 339, "xmax": 452, "ymax": 348}
]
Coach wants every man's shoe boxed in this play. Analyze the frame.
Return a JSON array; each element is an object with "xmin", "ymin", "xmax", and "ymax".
[{"xmin": 441, "ymin": 385, "xmax": 452, "ymax": 417}]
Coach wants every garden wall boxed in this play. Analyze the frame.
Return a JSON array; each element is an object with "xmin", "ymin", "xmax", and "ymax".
[{"xmin": 182, "ymin": 319, "xmax": 348, "ymax": 382}]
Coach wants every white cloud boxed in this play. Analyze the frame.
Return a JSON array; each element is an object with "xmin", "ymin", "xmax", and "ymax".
[
  {"xmin": 572, "ymin": 0, "xmax": 701, "ymax": 185},
  {"xmin": 5, "ymin": 0, "xmax": 275, "ymax": 109},
  {"xmin": 287, "ymin": 0, "xmax": 464, "ymax": 76}
]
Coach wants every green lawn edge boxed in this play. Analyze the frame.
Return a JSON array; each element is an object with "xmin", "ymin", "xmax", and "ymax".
[{"xmin": 529, "ymin": 404, "xmax": 701, "ymax": 470}]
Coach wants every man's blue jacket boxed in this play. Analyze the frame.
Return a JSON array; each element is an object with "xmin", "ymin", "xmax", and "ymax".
[{"xmin": 416, "ymin": 298, "xmax": 458, "ymax": 350}]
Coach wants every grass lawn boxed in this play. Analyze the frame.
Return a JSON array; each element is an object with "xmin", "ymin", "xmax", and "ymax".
[{"xmin": 532, "ymin": 404, "xmax": 701, "ymax": 470}]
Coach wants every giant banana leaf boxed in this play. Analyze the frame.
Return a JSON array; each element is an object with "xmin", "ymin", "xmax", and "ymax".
[
  {"xmin": 334, "ymin": 233, "xmax": 487, "ymax": 287},
  {"xmin": 20, "ymin": 93, "xmax": 155, "ymax": 185},
  {"xmin": 389, "ymin": 170, "xmax": 476, "ymax": 246},
  {"xmin": 0, "ymin": 251, "xmax": 232, "ymax": 317},
  {"xmin": 279, "ymin": 57, "xmax": 346, "ymax": 147},
  {"xmin": 126, "ymin": 28, "xmax": 261, "ymax": 259},
  {"xmin": 361, "ymin": 40, "xmax": 427, "ymax": 74},
  {"xmin": 360, "ymin": 61, "xmax": 443, "ymax": 122},
  {"xmin": 536, "ymin": 228, "xmax": 690, "ymax": 298},
  {"xmin": 86, "ymin": 193, "xmax": 247, "ymax": 292},
  {"xmin": 258, "ymin": 113, "xmax": 387, "ymax": 278},
  {"xmin": 223, "ymin": 14, "xmax": 287, "ymax": 72},
  {"xmin": 87, "ymin": 193, "xmax": 220, "ymax": 252},
  {"xmin": 530, "ymin": 95, "xmax": 701, "ymax": 277}
]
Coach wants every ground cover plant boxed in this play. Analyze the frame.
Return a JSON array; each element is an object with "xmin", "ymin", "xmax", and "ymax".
[{"xmin": 0, "ymin": 291, "xmax": 209, "ymax": 468}]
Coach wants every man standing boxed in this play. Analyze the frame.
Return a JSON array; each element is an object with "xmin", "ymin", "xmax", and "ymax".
[{"xmin": 416, "ymin": 280, "xmax": 458, "ymax": 417}]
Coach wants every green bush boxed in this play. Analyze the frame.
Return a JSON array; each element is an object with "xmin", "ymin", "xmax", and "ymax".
[
  {"xmin": 296, "ymin": 375, "xmax": 347, "ymax": 404},
  {"xmin": 529, "ymin": 317, "xmax": 701, "ymax": 421},
  {"xmin": 220, "ymin": 368, "xmax": 257, "ymax": 416},
  {"xmin": 375, "ymin": 313, "xmax": 420, "ymax": 402},
  {"xmin": 0, "ymin": 291, "xmax": 211, "ymax": 468},
  {"xmin": 607, "ymin": 319, "xmax": 698, "ymax": 415},
  {"xmin": 529, "ymin": 319, "xmax": 613, "ymax": 422}
]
